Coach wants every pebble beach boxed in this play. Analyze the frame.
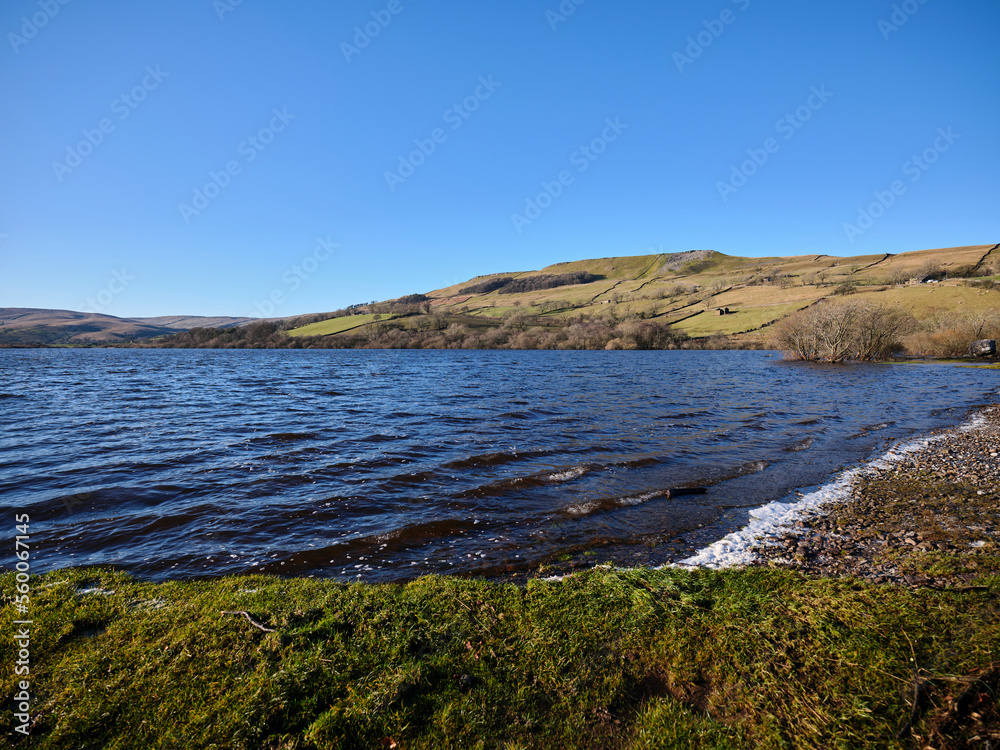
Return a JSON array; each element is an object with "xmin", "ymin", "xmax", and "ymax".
[{"xmin": 749, "ymin": 404, "xmax": 1000, "ymax": 588}]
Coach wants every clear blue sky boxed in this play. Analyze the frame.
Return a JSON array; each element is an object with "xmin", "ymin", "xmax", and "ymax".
[{"xmin": 1, "ymin": 0, "xmax": 998, "ymax": 318}]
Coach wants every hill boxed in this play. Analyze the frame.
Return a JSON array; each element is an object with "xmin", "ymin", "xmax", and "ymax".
[
  {"xmin": 279, "ymin": 242, "xmax": 999, "ymax": 349},
  {"xmin": 0, "ymin": 308, "xmax": 257, "ymax": 346},
  {"xmin": 8, "ymin": 243, "xmax": 998, "ymax": 349}
]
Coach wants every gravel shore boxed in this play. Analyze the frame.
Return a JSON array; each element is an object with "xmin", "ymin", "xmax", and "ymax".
[{"xmin": 749, "ymin": 404, "xmax": 1000, "ymax": 588}]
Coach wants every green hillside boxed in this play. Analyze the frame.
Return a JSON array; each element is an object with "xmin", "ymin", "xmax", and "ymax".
[{"xmin": 286, "ymin": 243, "xmax": 999, "ymax": 348}]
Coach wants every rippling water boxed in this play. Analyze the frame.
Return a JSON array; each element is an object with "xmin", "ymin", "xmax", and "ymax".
[{"xmin": 1, "ymin": 349, "xmax": 996, "ymax": 582}]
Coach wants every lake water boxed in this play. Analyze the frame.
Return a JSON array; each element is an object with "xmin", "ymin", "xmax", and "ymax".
[{"xmin": 2, "ymin": 349, "xmax": 996, "ymax": 582}]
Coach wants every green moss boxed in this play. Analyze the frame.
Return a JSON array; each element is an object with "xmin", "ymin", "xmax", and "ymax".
[{"xmin": 4, "ymin": 565, "xmax": 999, "ymax": 748}]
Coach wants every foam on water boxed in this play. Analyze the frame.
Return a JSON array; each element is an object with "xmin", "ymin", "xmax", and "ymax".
[
  {"xmin": 548, "ymin": 466, "xmax": 587, "ymax": 482},
  {"xmin": 672, "ymin": 410, "xmax": 990, "ymax": 570},
  {"xmin": 565, "ymin": 489, "xmax": 669, "ymax": 516}
]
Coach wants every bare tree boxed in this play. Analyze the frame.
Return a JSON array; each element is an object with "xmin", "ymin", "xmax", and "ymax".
[
  {"xmin": 917, "ymin": 261, "xmax": 943, "ymax": 280},
  {"xmin": 774, "ymin": 308, "xmax": 821, "ymax": 361},
  {"xmin": 889, "ymin": 267, "xmax": 911, "ymax": 286},
  {"xmin": 852, "ymin": 303, "xmax": 916, "ymax": 361},
  {"xmin": 774, "ymin": 301, "xmax": 915, "ymax": 362},
  {"xmin": 812, "ymin": 303, "xmax": 860, "ymax": 362},
  {"xmin": 968, "ymin": 311, "xmax": 1000, "ymax": 340}
]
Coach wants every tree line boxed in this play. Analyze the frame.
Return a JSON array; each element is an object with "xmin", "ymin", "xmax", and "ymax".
[
  {"xmin": 136, "ymin": 314, "xmax": 706, "ymax": 351},
  {"xmin": 459, "ymin": 272, "xmax": 601, "ymax": 296}
]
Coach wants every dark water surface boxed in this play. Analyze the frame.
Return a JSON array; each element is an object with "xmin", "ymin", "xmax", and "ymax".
[{"xmin": 1, "ymin": 349, "xmax": 996, "ymax": 581}]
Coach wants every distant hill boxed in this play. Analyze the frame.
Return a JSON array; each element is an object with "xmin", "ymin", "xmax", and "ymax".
[
  {"xmin": 130, "ymin": 315, "xmax": 255, "ymax": 330},
  {"xmin": 0, "ymin": 308, "xmax": 257, "ymax": 346}
]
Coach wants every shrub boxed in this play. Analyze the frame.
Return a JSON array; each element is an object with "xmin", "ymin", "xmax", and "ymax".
[
  {"xmin": 393, "ymin": 293, "xmax": 429, "ymax": 305},
  {"xmin": 774, "ymin": 301, "xmax": 915, "ymax": 362},
  {"xmin": 904, "ymin": 312, "xmax": 1000, "ymax": 356},
  {"xmin": 888, "ymin": 267, "xmax": 912, "ymax": 286},
  {"xmin": 852, "ymin": 303, "xmax": 917, "ymax": 361}
]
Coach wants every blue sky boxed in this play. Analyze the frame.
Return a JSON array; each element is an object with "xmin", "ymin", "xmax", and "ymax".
[{"xmin": 1, "ymin": 0, "xmax": 998, "ymax": 318}]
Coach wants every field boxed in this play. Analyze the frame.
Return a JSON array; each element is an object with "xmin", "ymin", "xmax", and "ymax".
[{"xmin": 287, "ymin": 314, "xmax": 397, "ymax": 337}]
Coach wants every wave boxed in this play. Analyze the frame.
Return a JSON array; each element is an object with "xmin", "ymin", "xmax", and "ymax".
[
  {"xmin": 547, "ymin": 466, "xmax": 587, "ymax": 482},
  {"xmin": 847, "ymin": 421, "xmax": 895, "ymax": 439},
  {"xmin": 565, "ymin": 490, "xmax": 668, "ymax": 516},
  {"xmin": 785, "ymin": 437, "xmax": 813, "ymax": 452},
  {"xmin": 455, "ymin": 464, "xmax": 591, "ymax": 499},
  {"xmin": 441, "ymin": 449, "xmax": 554, "ymax": 470},
  {"xmin": 673, "ymin": 411, "xmax": 989, "ymax": 570},
  {"xmin": 565, "ymin": 486, "xmax": 708, "ymax": 517},
  {"xmin": 246, "ymin": 432, "xmax": 318, "ymax": 445}
]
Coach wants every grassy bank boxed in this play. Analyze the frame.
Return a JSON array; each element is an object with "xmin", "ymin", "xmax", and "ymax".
[{"xmin": 4, "ymin": 564, "xmax": 999, "ymax": 748}]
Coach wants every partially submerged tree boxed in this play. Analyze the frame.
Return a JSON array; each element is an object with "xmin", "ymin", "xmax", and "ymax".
[
  {"xmin": 774, "ymin": 301, "xmax": 915, "ymax": 362},
  {"xmin": 852, "ymin": 303, "xmax": 917, "ymax": 361}
]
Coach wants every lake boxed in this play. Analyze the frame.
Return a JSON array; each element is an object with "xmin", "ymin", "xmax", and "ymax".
[{"xmin": 1, "ymin": 349, "xmax": 996, "ymax": 582}]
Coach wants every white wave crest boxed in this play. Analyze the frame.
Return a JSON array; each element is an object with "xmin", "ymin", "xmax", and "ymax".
[{"xmin": 671, "ymin": 410, "xmax": 993, "ymax": 570}]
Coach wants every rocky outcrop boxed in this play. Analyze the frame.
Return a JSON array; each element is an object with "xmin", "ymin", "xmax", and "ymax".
[{"xmin": 970, "ymin": 339, "xmax": 997, "ymax": 357}]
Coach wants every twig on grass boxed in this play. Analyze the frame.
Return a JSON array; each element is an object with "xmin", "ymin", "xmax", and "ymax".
[{"xmin": 220, "ymin": 610, "xmax": 277, "ymax": 633}]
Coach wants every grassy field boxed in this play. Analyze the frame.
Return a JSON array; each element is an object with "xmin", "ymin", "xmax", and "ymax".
[
  {"xmin": 4, "ymin": 565, "xmax": 999, "ymax": 749},
  {"xmin": 848, "ymin": 283, "xmax": 1000, "ymax": 318},
  {"xmin": 672, "ymin": 302, "xmax": 815, "ymax": 337},
  {"xmin": 287, "ymin": 314, "xmax": 396, "ymax": 337}
]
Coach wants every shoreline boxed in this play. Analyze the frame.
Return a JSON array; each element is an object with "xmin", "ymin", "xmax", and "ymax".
[
  {"xmin": 675, "ymin": 402, "xmax": 1000, "ymax": 586},
  {"xmin": 5, "ymin": 406, "xmax": 1000, "ymax": 747}
]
